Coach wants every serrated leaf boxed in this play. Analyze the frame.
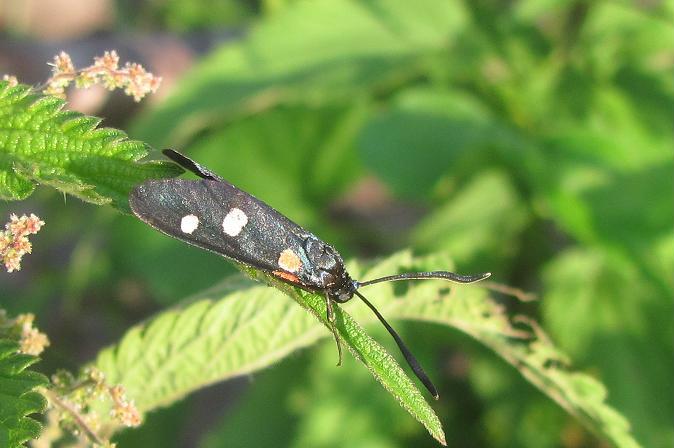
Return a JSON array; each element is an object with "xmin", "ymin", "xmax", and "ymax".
[
  {"xmin": 0, "ymin": 339, "xmax": 48, "ymax": 448},
  {"xmin": 542, "ymin": 248, "xmax": 673, "ymax": 447},
  {"xmin": 132, "ymin": 0, "xmax": 468, "ymax": 146},
  {"xmin": 96, "ymin": 267, "xmax": 446, "ymax": 444},
  {"xmin": 95, "ymin": 252, "xmax": 638, "ymax": 446},
  {"xmin": 248, "ymin": 267, "xmax": 448, "ymax": 445},
  {"xmin": 371, "ymin": 253, "xmax": 642, "ymax": 448},
  {"xmin": 0, "ymin": 81, "xmax": 183, "ymax": 211}
]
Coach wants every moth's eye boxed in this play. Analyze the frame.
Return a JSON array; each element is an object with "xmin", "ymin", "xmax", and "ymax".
[{"xmin": 338, "ymin": 292, "xmax": 351, "ymax": 302}]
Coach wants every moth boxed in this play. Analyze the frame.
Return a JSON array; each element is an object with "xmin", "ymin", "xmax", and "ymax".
[{"xmin": 129, "ymin": 149, "xmax": 490, "ymax": 399}]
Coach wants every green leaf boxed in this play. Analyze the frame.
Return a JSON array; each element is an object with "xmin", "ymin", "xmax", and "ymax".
[
  {"xmin": 132, "ymin": 0, "xmax": 468, "ymax": 146},
  {"xmin": 199, "ymin": 356, "xmax": 302, "ymax": 448},
  {"xmin": 187, "ymin": 104, "xmax": 366, "ymax": 222},
  {"xmin": 413, "ymin": 169, "xmax": 529, "ymax": 270},
  {"xmin": 250, "ymin": 268, "xmax": 448, "ymax": 445},
  {"xmin": 358, "ymin": 88, "xmax": 514, "ymax": 197},
  {"xmin": 543, "ymin": 248, "xmax": 673, "ymax": 447},
  {"xmin": 0, "ymin": 81, "xmax": 182, "ymax": 211},
  {"xmin": 369, "ymin": 252, "xmax": 642, "ymax": 448},
  {"xmin": 0, "ymin": 339, "xmax": 48, "ymax": 448},
  {"xmin": 95, "ymin": 252, "xmax": 638, "ymax": 446},
  {"xmin": 95, "ymin": 264, "xmax": 446, "ymax": 444}
]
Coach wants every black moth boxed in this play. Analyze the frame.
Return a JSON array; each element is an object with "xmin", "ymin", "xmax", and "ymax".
[{"xmin": 129, "ymin": 149, "xmax": 490, "ymax": 399}]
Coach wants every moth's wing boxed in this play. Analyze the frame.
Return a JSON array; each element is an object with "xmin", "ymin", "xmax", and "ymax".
[{"xmin": 129, "ymin": 178, "xmax": 311, "ymax": 274}]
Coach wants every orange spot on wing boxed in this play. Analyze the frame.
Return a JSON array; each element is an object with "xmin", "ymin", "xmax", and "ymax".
[
  {"xmin": 273, "ymin": 270, "xmax": 300, "ymax": 284},
  {"xmin": 278, "ymin": 249, "xmax": 302, "ymax": 272}
]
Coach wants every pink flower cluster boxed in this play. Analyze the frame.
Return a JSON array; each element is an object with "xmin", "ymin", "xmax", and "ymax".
[
  {"xmin": 0, "ymin": 213, "xmax": 44, "ymax": 272},
  {"xmin": 17, "ymin": 313, "xmax": 50, "ymax": 355},
  {"xmin": 109, "ymin": 384, "xmax": 142, "ymax": 427},
  {"xmin": 2, "ymin": 74, "xmax": 18, "ymax": 86},
  {"xmin": 0, "ymin": 311, "xmax": 50, "ymax": 356},
  {"xmin": 44, "ymin": 50, "xmax": 161, "ymax": 102}
]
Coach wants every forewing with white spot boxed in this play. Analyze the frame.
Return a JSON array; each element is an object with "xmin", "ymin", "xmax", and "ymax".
[
  {"xmin": 181, "ymin": 214, "xmax": 199, "ymax": 234},
  {"xmin": 130, "ymin": 178, "xmax": 312, "ymax": 275}
]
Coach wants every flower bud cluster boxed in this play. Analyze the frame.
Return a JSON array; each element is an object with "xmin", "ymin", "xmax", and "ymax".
[
  {"xmin": 1, "ymin": 213, "xmax": 45, "ymax": 272},
  {"xmin": 44, "ymin": 50, "xmax": 161, "ymax": 102}
]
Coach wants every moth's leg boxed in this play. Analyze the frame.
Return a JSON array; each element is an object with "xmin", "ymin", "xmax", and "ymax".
[{"xmin": 326, "ymin": 297, "xmax": 342, "ymax": 366}]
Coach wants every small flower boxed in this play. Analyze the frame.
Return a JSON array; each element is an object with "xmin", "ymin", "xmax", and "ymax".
[
  {"xmin": 43, "ymin": 83, "xmax": 67, "ymax": 98},
  {"xmin": 51, "ymin": 369, "xmax": 77, "ymax": 389},
  {"xmin": 7, "ymin": 213, "xmax": 44, "ymax": 235},
  {"xmin": 120, "ymin": 62, "xmax": 162, "ymax": 102},
  {"xmin": 109, "ymin": 385, "xmax": 142, "ymax": 427},
  {"xmin": 1, "ymin": 213, "xmax": 45, "ymax": 272},
  {"xmin": 42, "ymin": 50, "xmax": 161, "ymax": 102},
  {"xmin": 16, "ymin": 313, "xmax": 50, "ymax": 355},
  {"xmin": 52, "ymin": 51, "xmax": 76, "ymax": 75},
  {"xmin": 20, "ymin": 325, "xmax": 50, "ymax": 355},
  {"xmin": 23, "ymin": 213, "xmax": 45, "ymax": 234},
  {"xmin": 83, "ymin": 366, "xmax": 109, "ymax": 398},
  {"xmin": 86, "ymin": 366, "xmax": 106, "ymax": 384},
  {"xmin": 2, "ymin": 74, "xmax": 18, "ymax": 87},
  {"xmin": 94, "ymin": 50, "xmax": 120, "ymax": 71}
]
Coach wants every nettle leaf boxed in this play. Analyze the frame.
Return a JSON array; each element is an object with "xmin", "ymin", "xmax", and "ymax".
[
  {"xmin": 375, "ymin": 253, "xmax": 641, "ymax": 448},
  {"xmin": 96, "ymin": 270, "xmax": 446, "ymax": 445},
  {"xmin": 95, "ymin": 252, "xmax": 638, "ymax": 446},
  {"xmin": 0, "ymin": 339, "xmax": 48, "ymax": 448},
  {"xmin": 0, "ymin": 81, "xmax": 182, "ymax": 211}
]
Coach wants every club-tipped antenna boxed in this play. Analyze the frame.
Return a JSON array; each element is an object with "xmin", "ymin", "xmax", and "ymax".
[
  {"xmin": 353, "ymin": 290, "xmax": 439, "ymax": 399},
  {"xmin": 358, "ymin": 271, "xmax": 491, "ymax": 288}
]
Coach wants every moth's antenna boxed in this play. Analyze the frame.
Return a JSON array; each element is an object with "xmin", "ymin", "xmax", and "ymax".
[
  {"xmin": 358, "ymin": 271, "xmax": 491, "ymax": 288},
  {"xmin": 353, "ymin": 290, "xmax": 439, "ymax": 400}
]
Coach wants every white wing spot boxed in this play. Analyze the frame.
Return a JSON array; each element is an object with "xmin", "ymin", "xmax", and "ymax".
[
  {"xmin": 278, "ymin": 249, "xmax": 302, "ymax": 273},
  {"xmin": 222, "ymin": 208, "xmax": 248, "ymax": 236},
  {"xmin": 180, "ymin": 214, "xmax": 199, "ymax": 234}
]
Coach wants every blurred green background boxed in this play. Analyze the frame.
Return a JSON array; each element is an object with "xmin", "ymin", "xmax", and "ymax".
[{"xmin": 1, "ymin": 0, "xmax": 672, "ymax": 447}]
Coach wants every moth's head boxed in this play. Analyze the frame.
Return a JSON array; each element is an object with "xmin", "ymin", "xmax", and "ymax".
[
  {"xmin": 327, "ymin": 280, "xmax": 357, "ymax": 303},
  {"xmin": 303, "ymin": 237, "xmax": 355, "ymax": 302}
]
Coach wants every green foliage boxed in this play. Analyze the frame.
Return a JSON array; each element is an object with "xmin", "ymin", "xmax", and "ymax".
[
  {"xmin": 4, "ymin": 0, "xmax": 671, "ymax": 446},
  {"xmin": 95, "ymin": 262, "xmax": 446, "ymax": 443},
  {"xmin": 127, "ymin": 0, "xmax": 252, "ymax": 31},
  {"xmin": 543, "ymin": 248, "xmax": 673, "ymax": 444},
  {"xmin": 0, "ymin": 81, "xmax": 182, "ymax": 211},
  {"xmin": 132, "ymin": 0, "xmax": 466, "ymax": 146},
  {"xmin": 187, "ymin": 104, "xmax": 365, "ymax": 215},
  {"xmin": 359, "ymin": 88, "xmax": 514, "ymax": 198},
  {"xmin": 360, "ymin": 252, "xmax": 641, "ymax": 448},
  {"xmin": 0, "ymin": 339, "xmax": 48, "ymax": 448},
  {"xmin": 413, "ymin": 170, "xmax": 529, "ymax": 271},
  {"xmin": 95, "ymin": 253, "xmax": 638, "ymax": 446},
  {"xmin": 125, "ymin": 1, "xmax": 671, "ymax": 446}
]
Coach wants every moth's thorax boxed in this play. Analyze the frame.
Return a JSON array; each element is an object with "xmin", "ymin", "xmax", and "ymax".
[{"xmin": 302, "ymin": 236, "xmax": 356, "ymax": 302}]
